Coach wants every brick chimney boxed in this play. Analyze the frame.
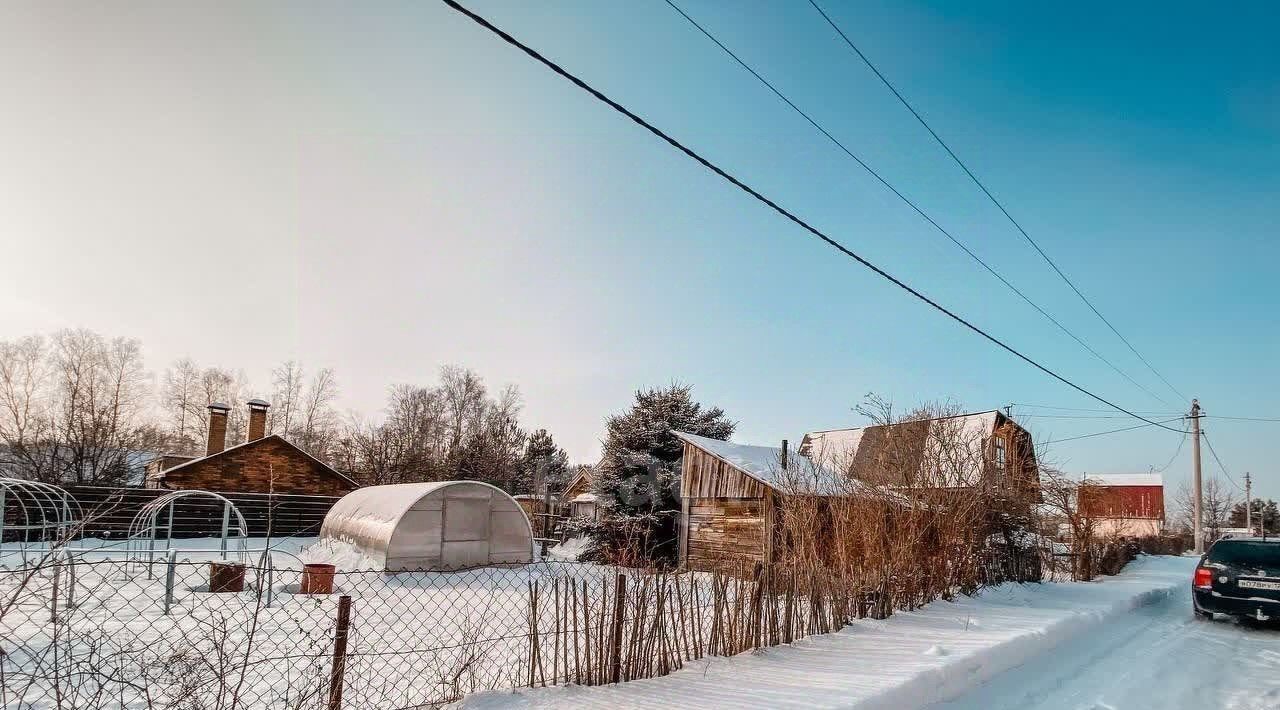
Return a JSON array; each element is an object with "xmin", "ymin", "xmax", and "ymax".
[
  {"xmin": 246, "ymin": 398, "xmax": 270, "ymax": 442},
  {"xmin": 206, "ymin": 402, "xmax": 231, "ymax": 456}
]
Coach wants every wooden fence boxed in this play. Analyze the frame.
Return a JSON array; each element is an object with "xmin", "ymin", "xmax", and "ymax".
[
  {"xmin": 523, "ymin": 564, "xmax": 897, "ymax": 689},
  {"xmin": 64, "ymin": 486, "xmax": 340, "ymax": 539}
]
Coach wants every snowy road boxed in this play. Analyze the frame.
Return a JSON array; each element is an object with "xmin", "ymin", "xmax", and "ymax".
[{"xmin": 934, "ymin": 578, "xmax": 1280, "ymax": 710}]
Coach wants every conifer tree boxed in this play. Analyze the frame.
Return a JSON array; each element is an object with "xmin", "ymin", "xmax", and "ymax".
[{"xmin": 585, "ymin": 383, "xmax": 734, "ymax": 565}]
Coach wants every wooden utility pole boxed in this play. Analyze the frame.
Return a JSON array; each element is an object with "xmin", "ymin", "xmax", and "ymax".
[
  {"xmin": 1244, "ymin": 472, "xmax": 1253, "ymax": 534},
  {"xmin": 1190, "ymin": 399, "xmax": 1204, "ymax": 554}
]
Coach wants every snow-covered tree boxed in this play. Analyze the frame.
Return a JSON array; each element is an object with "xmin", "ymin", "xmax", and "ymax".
[
  {"xmin": 584, "ymin": 383, "xmax": 734, "ymax": 566},
  {"xmin": 520, "ymin": 428, "xmax": 569, "ymax": 495}
]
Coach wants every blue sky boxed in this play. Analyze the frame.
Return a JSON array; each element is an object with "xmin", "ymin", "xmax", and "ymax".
[{"xmin": 2, "ymin": 1, "xmax": 1276, "ymax": 498}]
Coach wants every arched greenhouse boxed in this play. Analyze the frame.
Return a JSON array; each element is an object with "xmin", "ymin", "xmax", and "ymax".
[{"xmin": 320, "ymin": 481, "xmax": 534, "ymax": 571}]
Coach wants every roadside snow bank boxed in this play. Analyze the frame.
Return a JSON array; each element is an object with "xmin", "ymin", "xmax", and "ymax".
[{"xmin": 455, "ymin": 555, "xmax": 1195, "ymax": 709}]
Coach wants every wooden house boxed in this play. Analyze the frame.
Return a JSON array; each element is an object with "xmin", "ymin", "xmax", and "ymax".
[
  {"xmin": 799, "ymin": 410, "xmax": 1039, "ymax": 506},
  {"xmin": 558, "ymin": 466, "xmax": 599, "ymax": 520},
  {"xmin": 675, "ymin": 431, "xmax": 853, "ymax": 571},
  {"xmin": 1080, "ymin": 473, "xmax": 1164, "ymax": 538},
  {"xmin": 146, "ymin": 401, "xmax": 359, "ymax": 496}
]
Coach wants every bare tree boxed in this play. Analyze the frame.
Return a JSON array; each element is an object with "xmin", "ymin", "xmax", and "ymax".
[
  {"xmin": 294, "ymin": 367, "xmax": 339, "ymax": 457},
  {"xmin": 1173, "ymin": 478, "xmax": 1238, "ymax": 543},
  {"xmin": 0, "ymin": 335, "xmax": 57, "ymax": 480},
  {"xmin": 0, "ymin": 329, "xmax": 156, "ymax": 483},
  {"xmin": 159, "ymin": 357, "xmax": 201, "ymax": 451},
  {"xmin": 269, "ymin": 360, "xmax": 304, "ymax": 437},
  {"xmin": 191, "ymin": 366, "xmax": 251, "ymax": 446}
]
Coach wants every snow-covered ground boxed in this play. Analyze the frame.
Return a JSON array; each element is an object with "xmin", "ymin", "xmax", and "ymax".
[
  {"xmin": 0, "ymin": 536, "xmax": 613, "ymax": 708},
  {"xmin": 459, "ymin": 556, "xmax": 1278, "ymax": 709}
]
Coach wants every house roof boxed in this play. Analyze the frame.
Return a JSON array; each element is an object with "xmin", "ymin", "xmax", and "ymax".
[
  {"xmin": 557, "ymin": 466, "xmax": 594, "ymax": 505},
  {"xmin": 1082, "ymin": 473, "xmax": 1163, "ymax": 487},
  {"xmin": 156, "ymin": 434, "xmax": 360, "ymax": 489},
  {"xmin": 674, "ymin": 431, "xmax": 859, "ymax": 497},
  {"xmin": 800, "ymin": 411, "xmax": 1009, "ymax": 488}
]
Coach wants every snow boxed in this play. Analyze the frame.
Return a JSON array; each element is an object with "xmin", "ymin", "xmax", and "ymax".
[
  {"xmin": 673, "ymin": 431, "xmax": 849, "ymax": 495},
  {"xmin": 299, "ymin": 536, "xmax": 384, "ymax": 571},
  {"xmin": 455, "ymin": 556, "xmax": 1215, "ymax": 709},
  {"xmin": 801, "ymin": 427, "xmax": 865, "ymax": 464},
  {"xmin": 1, "ymin": 535, "xmax": 611, "ymax": 708},
  {"xmin": 570, "ymin": 492, "xmax": 598, "ymax": 503},
  {"xmin": 546, "ymin": 535, "xmax": 590, "ymax": 561},
  {"xmin": 1083, "ymin": 472, "xmax": 1164, "ymax": 487}
]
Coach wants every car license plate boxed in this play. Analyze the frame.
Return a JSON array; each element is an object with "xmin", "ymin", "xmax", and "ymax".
[{"xmin": 1239, "ymin": 579, "xmax": 1280, "ymax": 591}]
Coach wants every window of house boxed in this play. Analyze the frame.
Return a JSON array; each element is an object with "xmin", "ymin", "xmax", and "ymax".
[{"xmin": 991, "ymin": 436, "xmax": 1007, "ymax": 486}]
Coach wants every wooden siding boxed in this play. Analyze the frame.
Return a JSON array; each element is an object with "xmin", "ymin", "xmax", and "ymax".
[
  {"xmin": 1080, "ymin": 485, "xmax": 1165, "ymax": 520},
  {"xmin": 680, "ymin": 443, "xmax": 769, "ymax": 499},
  {"xmin": 684, "ymin": 497, "xmax": 767, "ymax": 570}
]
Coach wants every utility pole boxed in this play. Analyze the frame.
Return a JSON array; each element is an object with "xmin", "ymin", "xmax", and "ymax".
[
  {"xmin": 1244, "ymin": 472, "xmax": 1253, "ymax": 534},
  {"xmin": 1190, "ymin": 399, "xmax": 1204, "ymax": 554}
]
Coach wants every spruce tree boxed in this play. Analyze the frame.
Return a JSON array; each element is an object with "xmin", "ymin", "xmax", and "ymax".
[
  {"xmin": 586, "ymin": 383, "xmax": 734, "ymax": 565},
  {"xmin": 520, "ymin": 428, "xmax": 570, "ymax": 495}
]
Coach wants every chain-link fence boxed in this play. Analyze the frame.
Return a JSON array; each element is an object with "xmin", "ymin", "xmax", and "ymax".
[{"xmin": 1, "ymin": 542, "xmax": 1044, "ymax": 709}]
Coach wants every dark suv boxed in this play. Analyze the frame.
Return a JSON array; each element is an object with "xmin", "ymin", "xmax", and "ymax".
[{"xmin": 1192, "ymin": 538, "xmax": 1280, "ymax": 622}]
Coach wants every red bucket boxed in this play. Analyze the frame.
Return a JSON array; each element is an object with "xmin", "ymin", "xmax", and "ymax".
[{"xmin": 300, "ymin": 563, "xmax": 337, "ymax": 595}]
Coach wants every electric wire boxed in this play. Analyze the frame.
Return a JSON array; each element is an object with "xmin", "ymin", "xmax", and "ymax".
[
  {"xmin": 662, "ymin": 0, "xmax": 1172, "ymax": 408},
  {"xmin": 439, "ymin": 0, "xmax": 1185, "ymax": 434},
  {"xmin": 1152, "ymin": 429, "xmax": 1187, "ymax": 473},
  {"xmin": 1040, "ymin": 417, "xmax": 1186, "ymax": 445},
  {"xmin": 806, "ymin": 0, "xmax": 1187, "ymax": 403},
  {"xmin": 1201, "ymin": 430, "xmax": 1243, "ymax": 492}
]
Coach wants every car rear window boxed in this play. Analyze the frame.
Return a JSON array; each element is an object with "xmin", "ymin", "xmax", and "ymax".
[{"xmin": 1208, "ymin": 541, "xmax": 1280, "ymax": 568}]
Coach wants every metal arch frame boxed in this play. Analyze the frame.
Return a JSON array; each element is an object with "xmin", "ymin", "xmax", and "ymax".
[
  {"xmin": 128, "ymin": 490, "xmax": 250, "ymax": 575},
  {"xmin": 0, "ymin": 478, "xmax": 82, "ymax": 563}
]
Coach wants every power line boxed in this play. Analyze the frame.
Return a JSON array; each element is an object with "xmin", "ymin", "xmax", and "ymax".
[
  {"xmin": 1021, "ymin": 413, "xmax": 1168, "ymax": 420},
  {"xmin": 1040, "ymin": 417, "xmax": 1186, "ymax": 445},
  {"xmin": 661, "ymin": 0, "xmax": 1172, "ymax": 409},
  {"xmin": 1015, "ymin": 404, "xmax": 1280, "ymax": 422},
  {"xmin": 1198, "ymin": 429, "xmax": 1239, "ymax": 491},
  {"xmin": 805, "ymin": 0, "xmax": 1187, "ymax": 404},
  {"xmin": 438, "ymin": 0, "xmax": 1185, "ymax": 433},
  {"xmin": 1153, "ymin": 429, "xmax": 1187, "ymax": 473},
  {"xmin": 1011, "ymin": 403, "xmax": 1182, "ymax": 415}
]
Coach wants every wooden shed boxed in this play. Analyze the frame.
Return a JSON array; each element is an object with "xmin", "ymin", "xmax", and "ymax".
[{"xmin": 675, "ymin": 431, "xmax": 848, "ymax": 572}]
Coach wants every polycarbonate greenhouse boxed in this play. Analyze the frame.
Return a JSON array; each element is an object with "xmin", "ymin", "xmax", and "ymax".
[{"xmin": 319, "ymin": 481, "xmax": 534, "ymax": 571}]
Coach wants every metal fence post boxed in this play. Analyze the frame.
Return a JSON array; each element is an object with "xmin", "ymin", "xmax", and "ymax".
[
  {"xmin": 260, "ymin": 551, "xmax": 275, "ymax": 609},
  {"xmin": 49, "ymin": 560, "xmax": 60, "ymax": 624},
  {"xmin": 163, "ymin": 550, "xmax": 177, "ymax": 615},
  {"xmin": 220, "ymin": 503, "xmax": 231, "ymax": 560},
  {"xmin": 327, "ymin": 595, "xmax": 353, "ymax": 710}
]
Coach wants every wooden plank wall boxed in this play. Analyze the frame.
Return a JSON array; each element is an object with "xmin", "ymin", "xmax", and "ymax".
[{"xmin": 684, "ymin": 497, "xmax": 767, "ymax": 571}]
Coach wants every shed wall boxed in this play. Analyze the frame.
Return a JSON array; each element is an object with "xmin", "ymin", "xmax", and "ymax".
[{"xmin": 683, "ymin": 496, "xmax": 768, "ymax": 571}]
